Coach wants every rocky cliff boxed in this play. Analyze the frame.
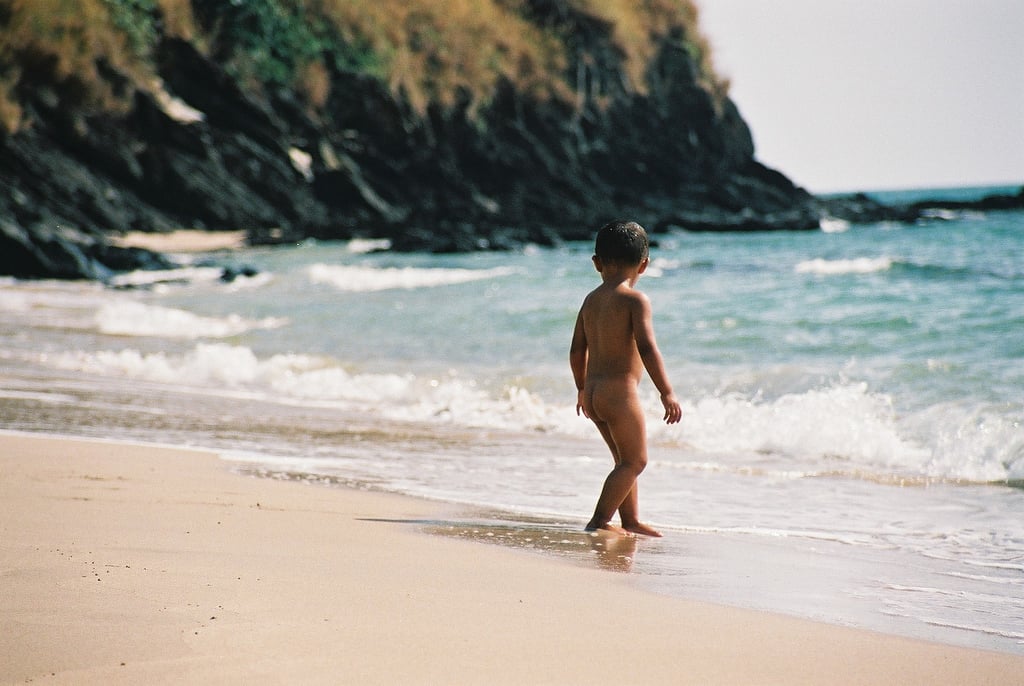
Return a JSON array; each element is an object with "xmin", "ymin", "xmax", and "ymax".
[{"xmin": 1, "ymin": 0, "xmax": 995, "ymax": 280}]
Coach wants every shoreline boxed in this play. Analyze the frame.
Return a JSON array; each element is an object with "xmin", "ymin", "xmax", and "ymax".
[{"xmin": 2, "ymin": 432, "xmax": 1022, "ymax": 684}]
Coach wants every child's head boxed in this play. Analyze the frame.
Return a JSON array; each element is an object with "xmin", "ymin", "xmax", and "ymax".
[{"xmin": 595, "ymin": 220, "xmax": 649, "ymax": 265}]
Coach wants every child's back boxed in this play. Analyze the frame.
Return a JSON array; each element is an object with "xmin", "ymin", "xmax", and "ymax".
[{"xmin": 575, "ymin": 282, "xmax": 646, "ymax": 383}]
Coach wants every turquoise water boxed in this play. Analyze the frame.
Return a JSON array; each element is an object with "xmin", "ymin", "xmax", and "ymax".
[{"xmin": 1, "ymin": 186, "xmax": 1022, "ymax": 652}]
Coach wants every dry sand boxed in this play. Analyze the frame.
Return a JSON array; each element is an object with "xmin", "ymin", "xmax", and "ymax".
[
  {"xmin": 1, "ymin": 432, "xmax": 1021, "ymax": 685},
  {"xmin": 111, "ymin": 230, "xmax": 246, "ymax": 254}
]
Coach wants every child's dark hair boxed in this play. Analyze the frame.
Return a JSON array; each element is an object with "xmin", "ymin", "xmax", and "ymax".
[{"xmin": 595, "ymin": 220, "xmax": 649, "ymax": 265}]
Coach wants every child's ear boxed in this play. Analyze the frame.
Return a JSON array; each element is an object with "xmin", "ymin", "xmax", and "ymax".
[
  {"xmin": 637, "ymin": 258, "xmax": 649, "ymax": 274},
  {"xmin": 592, "ymin": 255, "xmax": 602, "ymax": 272}
]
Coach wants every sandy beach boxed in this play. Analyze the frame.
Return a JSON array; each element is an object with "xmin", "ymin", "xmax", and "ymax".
[
  {"xmin": 1, "ymin": 433, "xmax": 1021, "ymax": 685},
  {"xmin": 111, "ymin": 230, "xmax": 246, "ymax": 254}
]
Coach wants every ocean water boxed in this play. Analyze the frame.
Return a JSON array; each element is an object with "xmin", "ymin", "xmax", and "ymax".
[{"xmin": 1, "ymin": 185, "xmax": 1022, "ymax": 653}]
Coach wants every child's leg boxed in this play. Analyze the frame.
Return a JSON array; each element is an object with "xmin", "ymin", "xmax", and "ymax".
[
  {"xmin": 591, "ymin": 421, "xmax": 643, "ymax": 529},
  {"xmin": 586, "ymin": 393, "xmax": 659, "ymax": 535}
]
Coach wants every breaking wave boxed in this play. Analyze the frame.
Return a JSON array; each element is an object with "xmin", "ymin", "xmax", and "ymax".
[
  {"xmin": 95, "ymin": 302, "xmax": 287, "ymax": 339},
  {"xmin": 40, "ymin": 343, "xmax": 1022, "ymax": 485},
  {"xmin": 795, "ymin": 257, "xmax": 894, "ymax": 275}
]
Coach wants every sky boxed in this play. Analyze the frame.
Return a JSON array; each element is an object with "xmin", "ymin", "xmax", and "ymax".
[{"xmin": 697, "ymin": 0, "xmax": 1024, "ymax": 193}]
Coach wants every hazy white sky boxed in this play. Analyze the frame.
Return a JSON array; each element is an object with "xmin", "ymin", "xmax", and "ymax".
[{"xmin": 698, "ymin": 0, "xmax": 1024, "ymax": 192}]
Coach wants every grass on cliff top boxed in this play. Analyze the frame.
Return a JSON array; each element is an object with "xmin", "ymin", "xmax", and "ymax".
[
  {"xmin": 314, "ymin": 0, "xmax": 726, "ymax": 114},
  {"xmin": 576, "ymin": 0, "xmax": 725, "ymax": 96},
  {"xmin": 312, "ymin": 0, "xmax": 570, "ymax": 114},
  {"xmin": 0, "ymin": 0, "xmax": 727, "ymax": 134},
  {"xmin": 0, "ymin": 0, "xmax": 196, "ymax": 132}
]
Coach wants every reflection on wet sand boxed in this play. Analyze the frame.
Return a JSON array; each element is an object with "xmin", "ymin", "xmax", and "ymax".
[{"xmin": 423, "ymin": 520, "xmax": 640, "ymax": 572}]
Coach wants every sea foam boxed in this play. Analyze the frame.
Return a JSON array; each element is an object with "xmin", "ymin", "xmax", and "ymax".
[
  {"xmin": 41, "ymin": 340, "xmax": 1019, "ymax": 484},
  {"xmin": 795, "ymin": 257, "xmax": 893, "ymax": 275},
  {"xmin": 907, "ymin": 402, "xmax": 1024, "ymax": 483},
  {"xmin": 45, "ymin": 343, "xmax": 579, "ymax": 434},
  {"xmin": 665, "ymin": 383, "xmax": 932, "ymax": 473},
  {"xmin": 307, "ymin": 263, "xmax": 515, "ymax": 292},
  {"xmin": 95, "ymin": 302, "xmax": 287, "ymax": 339}
]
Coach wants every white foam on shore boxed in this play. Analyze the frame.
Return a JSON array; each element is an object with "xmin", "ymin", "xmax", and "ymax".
[
  {"xmin": 906, "ymin": 402, "xmax": 1024, "ymax": 483},
  {"xmin": 819, "ymin": 218, "xmax": 851, "ymax": 233},
  {"xmin": 795, "ymin": 257, "xmax": 893, "ymax": 275},
  {"xmin": 95, "ymin": 302, "xmax": 287, "ymax": 339},
  {"xmin": 307, "ymin": 263, "xmax": 515, "ymax": 292},
  {"xmin": 667, "ymin": 383, "xmax": 934, "ymax": 474},
  {"xmin": 38, "ymin": 342, "xmax": 1019, "ymax": 484},
  {"xmin": 46, "ymin": 343, "xmax": 568, "ymax": 432},
  {"xmin": 0, "ymin": 389, "xmax": 76, "ymax": 404}
]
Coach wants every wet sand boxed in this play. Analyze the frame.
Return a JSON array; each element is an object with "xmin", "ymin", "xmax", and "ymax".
[{"xmin": 2, "ymin": 433, "xmax": 1021, "ymax": 685}]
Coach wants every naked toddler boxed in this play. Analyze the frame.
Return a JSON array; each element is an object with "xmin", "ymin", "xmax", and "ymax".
[{"xmin": 569, "ymin": 220, "xmax": 682, "ymax": 536}]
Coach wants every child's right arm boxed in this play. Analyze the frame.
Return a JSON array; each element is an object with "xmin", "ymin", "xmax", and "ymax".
[{"xmin": 569, "ymin": 309, "xmax": 589, "ymax": 418}]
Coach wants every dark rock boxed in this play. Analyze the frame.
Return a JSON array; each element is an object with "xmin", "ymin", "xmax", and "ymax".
[
  {"xmin": 156, "ymin": 38, "xmax": 285, "ymax": 152},
  {"xmin": 219, "ymin": 265, "xmax": 260, "ymax": 283},
  {"xmin": 812, "ymin": 187, "xmax": 1024, "ymax": 225},
  {"xmin": 655, "ymin": 208, "xmax": 820, "ymax": 233},
  {"xmin": 815, "ymin": 193, "xmax": 922, "ymax": 224},
  {"xmin": 90, "ymin": 243, "xmax": 175, "ymax": 273},
  {"xmin": 910, "ymin": 187, "xmax": 1024, "ymax": 213},
  {"xmin": 0, "ymin": 218, "xmax": 86, "ymax": 280},
  {"xmin": 0, "ymin": 216, "xmax": 172, "ymax": 281}
]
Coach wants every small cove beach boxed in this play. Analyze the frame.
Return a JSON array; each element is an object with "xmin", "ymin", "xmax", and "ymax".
[{"xmin": 2, "ymin": 432, "xmax": 1022, "ymax": 684}]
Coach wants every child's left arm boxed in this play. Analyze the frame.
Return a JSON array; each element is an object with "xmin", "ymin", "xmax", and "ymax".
[{"xmin": 632, "ymin": 293, "xmax": 682, "ymax": 424}]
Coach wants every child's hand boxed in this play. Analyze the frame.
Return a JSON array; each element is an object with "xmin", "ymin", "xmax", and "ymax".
[
  {"xmin": 576, "ymin": 389, "xmax": 589, "ymax": 418},
  {"xmin": 661, "ymin": 393, "xmax": 682, "ymax": 424}
]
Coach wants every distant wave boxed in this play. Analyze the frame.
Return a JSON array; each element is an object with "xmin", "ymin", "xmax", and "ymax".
[
  {"xmin": 46, "ymin": 343, "xmax": 575, "ymax": 434},
  {"xmin": 795, "ymin": 257, "xmax": 1020, "ymax": 281},
  {"xmin": 895, "ymin": 261, "xmax": 1021, "ymax": 281},
  {"xmin": 96, "ymin": 302, "xmax": 287, "ymax": 339},
  {"xmin": 818, "ymin": 218, "xmax": 851, "ymax": 234},
  {"xmin": 307, "ymin": 263, "xmax": 516, "ymax": 291},
  {"xmin": 345, "ymin": 238, "xmax": 392, "ymax": 254},
  {"xmin": 795, "ymin": 257, "xmax": 893, "ymax": 275}
]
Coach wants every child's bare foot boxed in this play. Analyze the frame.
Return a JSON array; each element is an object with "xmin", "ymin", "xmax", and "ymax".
[
  {"xmin": 622, "ymin": 521, "xmax": 662, "ymax": 537},
  {"xmin": 585, "ymin": 521, "xmax": 634, "ymax": 536}
]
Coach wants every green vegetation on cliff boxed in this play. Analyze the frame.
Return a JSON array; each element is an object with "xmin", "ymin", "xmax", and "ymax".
[{"xmin": 0, "ymin": 0, "xmax": 727, "ymax": 133}]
